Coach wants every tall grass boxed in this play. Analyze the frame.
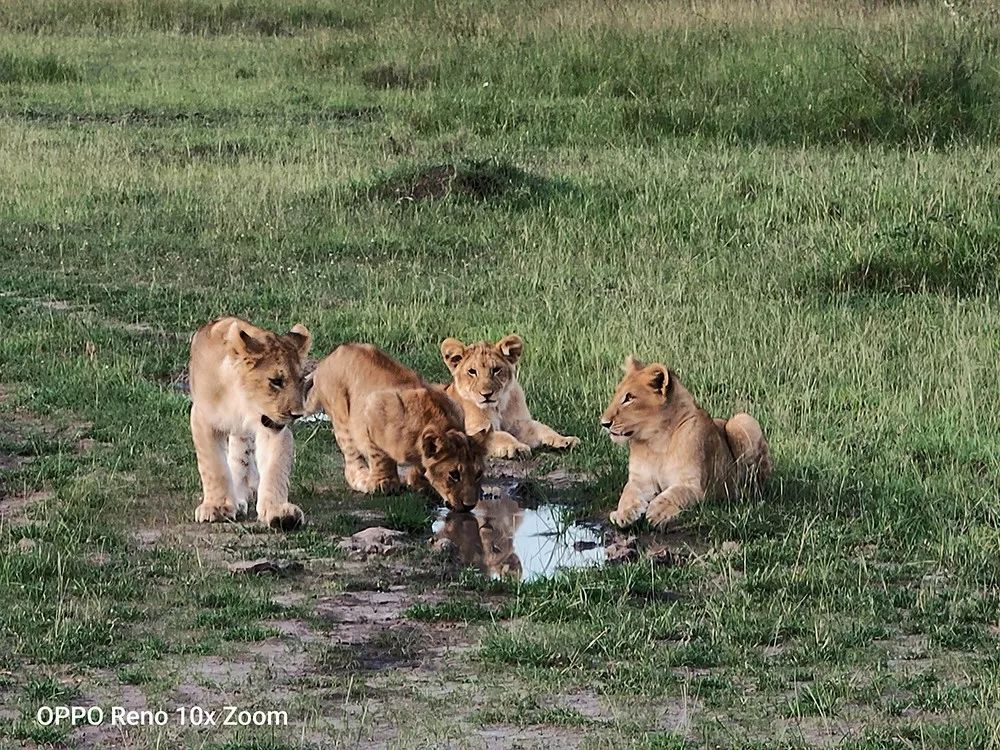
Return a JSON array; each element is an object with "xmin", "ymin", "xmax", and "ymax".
[{"xmin": 0, "ymin": 0, "xmax": 363, "ymax": 35}]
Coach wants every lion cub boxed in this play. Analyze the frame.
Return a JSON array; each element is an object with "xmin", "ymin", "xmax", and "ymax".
[
  {"xmin": 307, "ymin": 344, "xmax": 486, "ymax": 511},
  {"xmin": 601, "ymin": 356, "xmax": 772, "ymax": 528},
  {"xmin": 189, "ymin": 317, "xmax": 311, "ymax": 529},
  {"xmin": 440, "ymin": 334, "xmax": 579, "ymax": 459}
]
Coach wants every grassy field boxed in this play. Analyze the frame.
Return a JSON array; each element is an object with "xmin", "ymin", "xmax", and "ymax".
[{"xmin": 1, "ymin": 0, "xmax": 999, "ymax": 747}]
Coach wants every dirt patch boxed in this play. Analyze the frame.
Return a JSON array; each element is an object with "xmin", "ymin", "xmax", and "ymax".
[
  {"xmin": 477, "ymin": 725, "xmax": 587, "ymax": 749},
  {"xmin": 313, "ymin": 588, "xmax": 468, "ymax": 672},
  {"xmin": 316, "ymin": 588, "xmax": 419, "ymax": 631},
  {"xmin": 486, "ymin": 459, "xmax": 594, "ymax": 491}
]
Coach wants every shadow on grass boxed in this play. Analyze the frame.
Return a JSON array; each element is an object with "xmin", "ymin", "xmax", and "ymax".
[{"xmin": 804, "ymin": 216, "xmax": 1000, "ymax": 299}]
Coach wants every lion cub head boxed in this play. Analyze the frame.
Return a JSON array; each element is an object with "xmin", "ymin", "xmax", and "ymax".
[
  {"xmin": 420, "ymin": 427, "xmax": 487, "ymax": 511},
  {"xmin": 440, "ymin": 334, "xmax": 523, "ymax": 408},
  {"xmin": 224, "ymin": 320, "xmax": 312, "ymax": 430},
  {"xmin": 601, "ymin": 356, "xmax": 674, "ymax": 445}
]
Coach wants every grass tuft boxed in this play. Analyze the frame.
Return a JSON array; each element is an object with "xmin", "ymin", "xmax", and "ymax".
[{"xmin": 0, "ymin": 52, "xmax": 79, "ymax": 84}]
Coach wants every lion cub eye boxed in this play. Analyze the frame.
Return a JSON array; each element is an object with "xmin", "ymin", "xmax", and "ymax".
[
  {"xmin": 448, "ymin": 469, "xmax": 461, "ymax": 483},
  {"xmin": 490, "ymin": 367, "xmax": 502, "ymax": 376},
  {"xmin": 467, "ymin": 368, "xmax": 477, "ymax": 377},
  {"xmin": 622, "ymin": 392, "xmax": 634, "ymax": 404},
  {"xmin": 269, "ymin": 376, "xmax": 285, "ymax": 390}
]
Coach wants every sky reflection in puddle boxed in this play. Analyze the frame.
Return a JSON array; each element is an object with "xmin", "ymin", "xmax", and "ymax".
[{"xmin": 433, "ymin": 496, "xmax": 604, "ymax": 582}]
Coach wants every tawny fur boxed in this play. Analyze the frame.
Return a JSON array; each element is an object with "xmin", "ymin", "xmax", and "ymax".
[
  {"xmin": 440, "ymin": 334, "xmax": 579, "ymax": 459},
  {"xmin": 307, "ymin": 343, "xmax": 487, "ymax": 511},
  {"xmin": 188, "ymin": 316, "xmax": 311, "ymax": 529},
  {"xmin": 601, "ymin": 356, "xmax": 772, "ymax": 529}
]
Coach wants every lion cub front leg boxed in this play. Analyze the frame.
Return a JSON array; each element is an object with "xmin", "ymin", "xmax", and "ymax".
[
  {"xmin": 487, "ymin": 429, "xmax": 532, "ymax": 459},
  {"xmin": 512, "ymin": 420, "xmax": 580, "ymax": 451},
  {"xmin": 645, "ymin": 484, "xmax": 704, "ymax": 528},
  {"xmin": 227, "ymin": 434, "xmax": 257, "ymax": 519},
  {"xmin": 609, "ymin": 480, "xmax": 655, "ymax": 528},
  {"xmin": 254, "ymin": 426, "xmax": 304, "ymax": 530},
  {"xmin": 191, "ymin": 405, "xmax": 239, "ymax": 523}
]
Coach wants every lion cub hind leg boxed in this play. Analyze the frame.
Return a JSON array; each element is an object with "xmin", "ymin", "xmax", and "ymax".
[
  {"xmin": 325, "ymin": 394, "xmax": 371, "ymax": 493},
  {"xmin": 227, "ymin": 434, "xmax": 257, "ymax": 518},
  {"xmin": 191, "ymin": 405, "xmax": 239, "ymax": 523},
  {"xmin": 355, "ymin": 447, "xmax": 401, "ymax": 494},
  {"xmin": 333, "ymin": 428, "xmax": 371, "ymax": 493},
  {"xmin": 724, "ymin": 413, "xmax": 772, "ymax": 494},
  {"xmin": 513, "ymin": 419, "xmax": 580, "ymax": 451},
  {"xmin": 646, "ymin": 484, "xmax": 704, "ymax": 528}
]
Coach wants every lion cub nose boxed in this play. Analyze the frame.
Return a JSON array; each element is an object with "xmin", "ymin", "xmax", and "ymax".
[{"xmin": 600, "ymin": 420, "xmax": 612, "ymax": 429}]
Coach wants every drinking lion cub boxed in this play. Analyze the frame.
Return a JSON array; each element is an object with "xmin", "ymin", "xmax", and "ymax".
[
  {"xmin": 601, "ymin": 356, "xmax": 772, "ymax": 528},
  {"xmin": 307, "ymin": 344, "xmax": 486, "ymax": 511}
]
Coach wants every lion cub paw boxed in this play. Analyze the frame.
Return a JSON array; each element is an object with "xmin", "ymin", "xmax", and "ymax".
[
  {"xmin": 547, "ymin": 435, "xmax": 580, "ymax": 450},
  {"xmin": 609, "ymin": 504, "xmax": 645, "ymax": 529},
  {"xmin": 195, "ymin": 501, "xmax": 237, "ymax": 523},
  {"xmin": 401, "ymin": 466, "xmax": 429, "ymax": 491},
  {"xmin": 259, "ymin": 502, "xmax": 304, "ymax": 531},
  {"xmin": 359, "ymin": 475, "xmax": 401, "ymax": 495},
  {"xmin": 491, "ymin": 441, "xmax": 532, "ymax": 459},
  {"xmin": 645, "ymin": 498, "xmax": 683, "ymax": 528}
]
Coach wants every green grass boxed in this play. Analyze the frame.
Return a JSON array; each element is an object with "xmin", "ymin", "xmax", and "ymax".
[{"xmin": 1, "ymin": 0, "xmax": 999, "ymax": 747}]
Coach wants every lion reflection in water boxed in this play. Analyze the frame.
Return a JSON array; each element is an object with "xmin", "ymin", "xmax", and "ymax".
[{"xmin": 437, "ymin": 496, "xmax": 524, "ymax": 579}]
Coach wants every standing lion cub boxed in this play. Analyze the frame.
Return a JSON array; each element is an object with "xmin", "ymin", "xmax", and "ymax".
[
  {"xmin": 307, "ymin": 344, "xmax": 487, "ymax": 511},
  {"xmin": 601, "ymin": 356, "xmax": 772, "ymax": 528},
  {"xmin": 440, "ymin": 334, "xmax": 579, "ymax": 459},
  {"xmin": 189, "ymin": 317, "xmax": 311, "ymax": 529}
]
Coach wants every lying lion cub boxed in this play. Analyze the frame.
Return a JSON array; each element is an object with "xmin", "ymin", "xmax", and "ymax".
[
  {"xmin": 308, "ymin": 344, "xmax": 486, "ymax": 511},
  {"xmin": 441, "ymin": 334, "xmax": 579, "ymax": 459},
  {"xmin": 189, "ymin": 317, "xmax": 311, "ymax": 529},
  {"xmin": 602, "ymin": 356, "xmax": 772, "ymax": 528}
]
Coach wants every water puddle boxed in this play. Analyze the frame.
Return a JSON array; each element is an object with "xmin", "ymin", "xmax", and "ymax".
[{"xmin": 433, "ymin": 494, "xmax": 605, "ymax": 582}]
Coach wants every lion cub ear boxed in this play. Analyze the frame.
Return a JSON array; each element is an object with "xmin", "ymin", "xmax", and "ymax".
[
  {"xmin": 286, "ymin": 323, "xmax": 312, "ymax": 358},
  {"xmin": 226, "ymin": 321, "xmax": 265, "ymax": 359},
  {"xmin": 441, "ymin": 338, "xmax": 467, "ymax": 373},
  {"xmin": 496, "ymin": 334, "xmax": 524, "ymax": 365},
  {"xmin": 624, "ymin": 355, "xmax": 644, "ymax": 373},
  {"xmin": 647, "ymin": 364, "xmax": 670, "ymax": 397},
  {"xmin": 420, "ymin": 427, "xmax": 443, "ymax": 460}
]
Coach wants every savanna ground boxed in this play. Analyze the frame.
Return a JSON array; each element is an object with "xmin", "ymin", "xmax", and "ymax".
[{"xmin": 2, "ymin": 0, "xmax": 1000, "ymax": 747}]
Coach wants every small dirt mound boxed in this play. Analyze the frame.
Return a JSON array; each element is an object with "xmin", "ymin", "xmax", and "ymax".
[{"xmin": 368, "ymin": 159, "xmax": 562, "ymax": 206}]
